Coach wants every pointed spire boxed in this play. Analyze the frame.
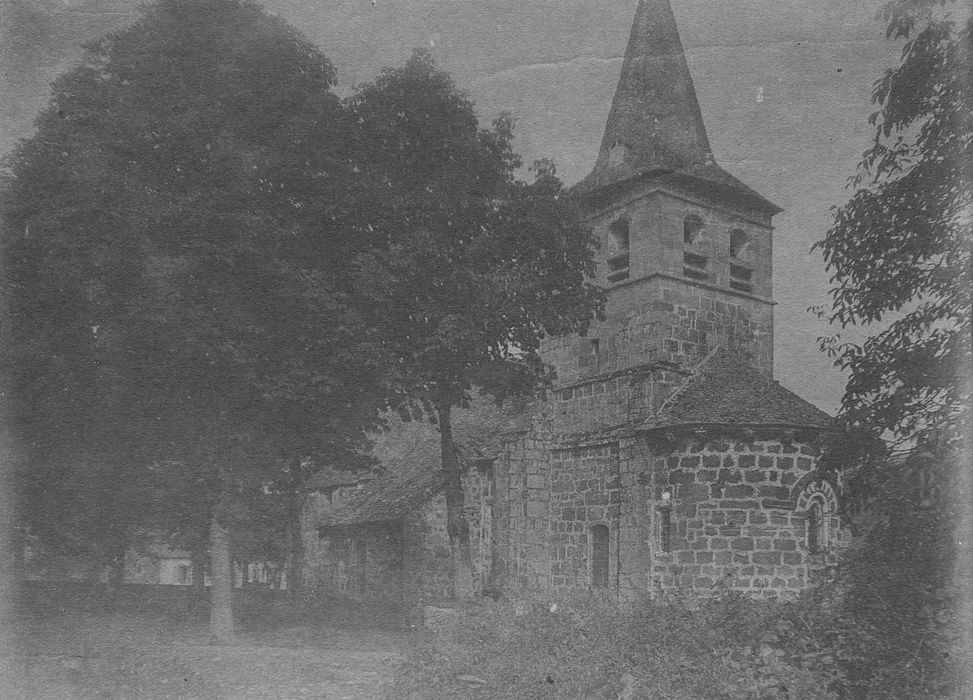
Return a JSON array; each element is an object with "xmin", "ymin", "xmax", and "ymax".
[
  {"xmin": 584, "ymin": 0, "xmax": 711, "ymax": 187},
  {"xmin": 575, "ymin": 0, "xmax": 778, "ymax": 213}
]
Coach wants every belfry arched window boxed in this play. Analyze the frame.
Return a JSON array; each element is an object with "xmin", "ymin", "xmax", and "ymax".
[
  {"xmin": 683, "ymin": 215, "xmax": 704, "ymax": 244},
  {"xmin": 607, "ymin": 218, "xmax": 630, "ymax": 283},
  {"xmin": 729, "ymin": 228, "xmax": 749, "ymax": 258}
]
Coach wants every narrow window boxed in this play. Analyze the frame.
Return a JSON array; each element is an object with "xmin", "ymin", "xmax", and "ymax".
[
  {"xmin": 806, "ymin": 497, "xmax": 826, "ymax": 553},
  {"xmin": 607, "ymin": 219, "xmax": 630, "ymax": 283},
  {"xmin": 683, "ymin": 215, "xmax": 704, "ymax": 244},
  {"xmin": 591, "ymin": 524, "xmax": 610, "ymax": 588},
  {"xmin": 729, "ymin": 229, "xmax": 749, "ymax": 258},
  {"xmin": 590, "ymin": 338, "xmax": 600, "ymax": 358},
  {"xmin": 659, "ymin": 505, "xmax": 672, "ymax": 553}
]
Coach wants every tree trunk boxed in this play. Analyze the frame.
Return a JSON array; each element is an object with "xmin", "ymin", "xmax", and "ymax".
[
  {"xmin": 438, "ymin": 404, "xmax": 475, "ymax": 600},
  {"xmin": 209, "ymin": 510, "xmax": 234, "ymax": 642},
  {"xmin": 190, "ymin": 548, "xmax": 208, "ymax": 616},
  {"xmin": 287, "ymin": 490, "xmax": 306, "ymax": 613}
]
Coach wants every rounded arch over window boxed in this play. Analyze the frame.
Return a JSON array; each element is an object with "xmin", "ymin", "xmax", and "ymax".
[
  {"xmin": 796, "ymin": 479, "xmax": 838, "ymax": 553},
  {"xmin": 683, "ymin": 215, "xmax": 704, "ymax": 244},
  {"xmin": 729, "ymin": 228, "xmax": 749, "ymax": 258}
]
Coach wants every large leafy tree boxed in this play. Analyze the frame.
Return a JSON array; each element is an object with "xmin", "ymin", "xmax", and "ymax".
[
  {"xmin": 816, "ymin": 0, "xmax": 971, "ymax": 449},
  {"xmin": 348, "ymin": 52, "xmax": 604, "ymax": 598},
  {"xmin": 814, "ymin": 1, "xmax": 970, "ymax": 694},
  {"xmin": 2, "ymin": 0, "xmax": 384, "ymax": 639}
]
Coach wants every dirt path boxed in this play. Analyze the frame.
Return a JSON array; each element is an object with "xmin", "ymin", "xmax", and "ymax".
[
  {"xmin": 175, "ymin": 643, "xmax": 402, "ymax": 699},
  {"xmin": 10, "ymin": 613, "xmax": 406, "ymax": 700}
]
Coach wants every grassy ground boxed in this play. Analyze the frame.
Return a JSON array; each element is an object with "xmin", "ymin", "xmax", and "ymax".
[{"xmin": 3, "ymin": 588, "xmax": 404, "ymax": 699}]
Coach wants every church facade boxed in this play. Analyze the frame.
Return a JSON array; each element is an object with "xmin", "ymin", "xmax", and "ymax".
[{"xmin": 303, "ymin": 0, "xmax": 846, "ymax": 604}]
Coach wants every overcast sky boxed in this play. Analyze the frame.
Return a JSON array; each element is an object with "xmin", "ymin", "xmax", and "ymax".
[{"xmin": 1, "ymin": 0, "xmax": 909, "ymax": 413}]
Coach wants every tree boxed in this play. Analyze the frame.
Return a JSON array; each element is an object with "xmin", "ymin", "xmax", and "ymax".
[
  {"xmin": 2, "ymin": 0, "xmax": 385, "ymax": 639},
  {"xmin": 347, "ymin": 52, "xmax": 604, "ymax": 598},
  {"xmin": 814, "ymin": 2, "xmax": 970, "ymax": 694},
  {"xmin": 815, "ymin": 0, "xmax": 971, "ymax": 450}
]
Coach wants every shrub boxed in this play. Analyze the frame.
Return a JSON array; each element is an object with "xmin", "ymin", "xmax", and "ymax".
[{"xmin": 389, "ymin": 591, "xmax": 841, "ymax": 699}]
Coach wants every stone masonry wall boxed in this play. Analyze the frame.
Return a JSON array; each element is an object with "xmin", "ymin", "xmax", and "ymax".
[
  {"xmin": 549, "ymin": 443, "xmax": 621, "ymax": 590},
  {"xmin": 636, "ymin": 436, "xmax": 838, "ymax": 598},
  {"xmin": 551, "ymin": 366, "xmax": 689, "ymax": 435},
  {"xmin": 495, "ymin": 431, "xmax": 554, "ymax": 592}
]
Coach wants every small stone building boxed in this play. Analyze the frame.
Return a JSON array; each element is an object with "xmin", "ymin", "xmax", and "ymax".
[{"xmin": 303, "ymin": 0, "xmax": 847, "ymax": 605}]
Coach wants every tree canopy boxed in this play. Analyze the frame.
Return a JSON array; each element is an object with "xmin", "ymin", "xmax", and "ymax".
[
  {"xmin": 2, "ymin": 0, "xmax": 387, "ymax": 637},
  {"xmin": 815, "ymin": 0, "xmax": 971, "ymax": 450}
]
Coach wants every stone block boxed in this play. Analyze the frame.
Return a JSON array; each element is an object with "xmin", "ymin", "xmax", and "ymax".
[
  {"xmin": 749, "ymin": 512, "xmax": 767, "ymax": 524},
  {"xmin": 717, "ymin": 468, "xmax": 742, "ymax": 483},
  {"xmin": 710, "ymin": 538, "xmax": 728, "ymax": 549},
  {"xmin": 702, "ymin": 455, "xmax": 721, "ymax": 469},
  {"xmin": 680, "ymin": 483, "xmax": 710, "ymax": 501},
  {"xmin": 697, "ymin": 551, "xmax": 713, "ymax": 563},
  {"xmin": 758, "ymin": 485, "xmax": 790, "ymax": 500},
  {"xmin": 724, "ymin": 485, "xmax": 754, "ymax": 499},
  {"xmin": 731, "ymin": 538, "xmax": 755, "ymax": 551},
  {"xmin": 526, "ymin": 474, "xmax": 546, "ymax": 489},
  {"xmin": 699, "ymin": 470, "xmax": 718, "ymax": 482},
  {"xmin": 738, "ymin": 455, "xmax": 756, "ymax": 468},
  {"xmin": 681, "ymin": 455, "xmax": 701, "ymax": 467},
  {"xmin": 723, "ymin": 500, "xmax": 760, "ymax": 509},
  {"xmin": 758, "ymin": 455, "xmax": 774, "ymax": 469},
  {"xmin": 714, "ymin": 551, "xmax": 733, "ymax": 564},
  {"xmin": 782, "ymin": 552, "xmax": 803, "ymax": 565},
  {"xmin": 526, "ymin": 502, "xmax": 547, "ymax": 518},
  {"xmin": 744, "ymin": 470, "xmax": 764, "ymax": 483},
  {"xmin": 774, "ymin": 539, "xmax": 796, "ymax": 551}
]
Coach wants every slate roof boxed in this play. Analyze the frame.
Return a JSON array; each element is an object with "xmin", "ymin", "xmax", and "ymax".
[
  {"xmin": 313, "ymin": 437, "xmax": 445, "ymax": 527},
  {"xmin": 305, "ymin": 467, "xmax": 365, "ymax": 492},
  {"xmin": 641, "ymin": 349, "xmax": 832, "ymax": 431},
  {"xmin": 572, "ymin": 0, "xmax": 780, "ymax": 213},
  {"xmin": 311, "ymin": 393, "xmax": 529, "ymax": 528}
]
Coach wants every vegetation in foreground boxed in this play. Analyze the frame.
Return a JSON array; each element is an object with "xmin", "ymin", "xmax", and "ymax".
[{"xmin": 389, "ymin": 583, "xmax": 962, "ymax": 700}]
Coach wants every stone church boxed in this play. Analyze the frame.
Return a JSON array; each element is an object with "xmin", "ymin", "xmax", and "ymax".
[{"xmin": 303, "ymin": 0, "xmax": 845, "ymax": 604}]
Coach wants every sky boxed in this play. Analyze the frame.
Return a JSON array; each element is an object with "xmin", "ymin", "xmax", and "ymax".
[{"xmin": 1, "ymin": 0, "xmax": 908, "ymax": 413}]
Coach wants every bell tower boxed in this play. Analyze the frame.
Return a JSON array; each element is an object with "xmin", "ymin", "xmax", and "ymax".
[{"xmin": 546, "ymin": 0, "xmax": 781, "ymax": 388}]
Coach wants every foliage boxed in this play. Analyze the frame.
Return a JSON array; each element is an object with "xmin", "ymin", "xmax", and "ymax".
[
  {"xmin": 814, "ymin": 0, "xmax": 971, "ymax": 449},
  {"xmin": 1, "ymin": 0, "xmax": 385, "ymax": 558},
  {"xmin": 812, "ymin": 2, "xmax": 970, "ymax": 695},
  {"xmin": 348, "ymin": 51, "xmax": 603, "ymax": 414},
  {"xmin": 389, "ymin": 592, "xmax": 842, "ymax": 700}
]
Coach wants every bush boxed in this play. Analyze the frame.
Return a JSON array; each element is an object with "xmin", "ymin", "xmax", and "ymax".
[{"xmin": 388, "ymin": 591, "xmax": 842, "ymax": 699}]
